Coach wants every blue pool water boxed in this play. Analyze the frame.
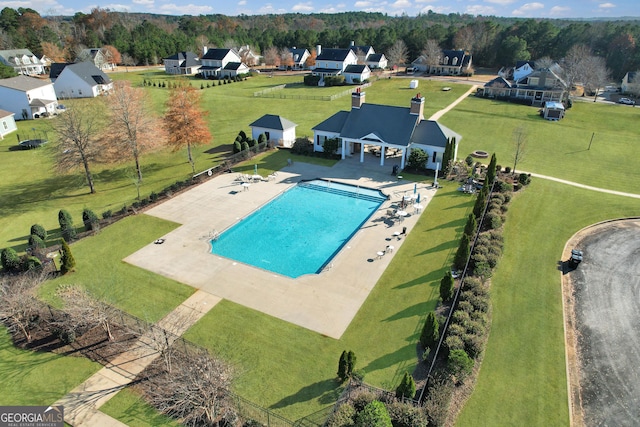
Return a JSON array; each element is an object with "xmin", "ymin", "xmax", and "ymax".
[{"xmin": 210, "ymin": 179, "xmax": 386, "ymax": 278}]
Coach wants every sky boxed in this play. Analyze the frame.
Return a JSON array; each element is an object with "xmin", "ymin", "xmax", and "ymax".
[{"xmin": 3, "ymin": 0, "xmax": 639, "ymax": 19}]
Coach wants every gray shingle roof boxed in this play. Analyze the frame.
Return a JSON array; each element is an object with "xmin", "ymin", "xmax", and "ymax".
[
  {"xmin": 59, "ymin": 62, "xmax": 112, "ymax": 86},
  {"xmin": 249, "ymin": 114, "xmax": 297, "ymax": 130},
  {"xmin": 411, "ymin": 121, "xmax": 462, "ymax": 148},
  {"xmin": 164, "ymin": 51, "xmax": 200, "ymax": 68},
  {"xmin": 202, "ymin": 48, "xmax": 233, "ymax": 60},
  {"xmin": 312, "ymin": 111, "xmax": 350, "ymax": 133},
  {"xmin": 0, "ymin": 75, "xmax": 52, "ymax": 91},
  {"xmin": 316, "ymin": 48, "xmax": 351, "ymax": 61},
  {"xmin": 340, "ymin": 104, "xmax": 419, "ymax": 147},
  {"xmin": 344, "ymin": 64, "xmax": 368, "ymax": 74}
]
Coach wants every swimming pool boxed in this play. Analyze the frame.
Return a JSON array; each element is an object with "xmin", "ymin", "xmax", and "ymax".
[{"xmin": 210, "ymin": 179, "xmax": 387, "ymax": 278}]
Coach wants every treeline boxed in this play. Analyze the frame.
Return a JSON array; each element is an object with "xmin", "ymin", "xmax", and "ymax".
[{"xmin": 1, "ymin": 7, "xmax": 640, "ymax": 78}]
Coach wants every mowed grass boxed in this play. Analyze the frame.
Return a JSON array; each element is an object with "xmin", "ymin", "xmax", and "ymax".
[
  {"xmin": 0, "ymin": 328, "xmax": 100, "ymax": 405},
  {"xmin": 183, "ymin": 183, "xmax": 475, "ymax": 420},
  {"xmin": 100, "ymin": 388, "xmax": 181, "ymax": 427},
  {"xmin": 456, "ymin": 179, "xmax": 640, "ymax": 426},
  {"xmin": 440, "ymin": 97, "xmax": 640, "ymax": 194}
]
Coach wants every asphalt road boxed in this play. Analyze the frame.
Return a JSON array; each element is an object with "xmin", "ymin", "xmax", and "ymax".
[{"xmin": 567, "ymin": 220, "xmax": 640, "ymax": 426}]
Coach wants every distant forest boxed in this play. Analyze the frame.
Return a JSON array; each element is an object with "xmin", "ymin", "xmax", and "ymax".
[{"xmin": 2, "ymin": 7, "xmax": 639, "ymax": 79}]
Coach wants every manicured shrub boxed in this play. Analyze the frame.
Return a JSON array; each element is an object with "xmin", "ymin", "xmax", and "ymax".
[
  {"xmin": 337, "ymin": 350, "xmax": 357, "ymax": 382},
  {"xmin": 486, "ymin": 252, "xmax": 500, "ymax": 268},
  {"xmin": 490, "ymin": 192, "xmax": 505, "ymax": 204},
  {"xmin": 420, "ymin": 312, "xmax": 439, "ymax": 350},
  {"xmin": 22, "ymin": 256, "xmax": 42, "ymax": 271},
  {"xmin": 473, "ymin": 261, "xmax": 493, "ymax": 278},
  {"xmin": 102, "ymin": 210, "xmax": 113, "ymax": 219},
  {"xmin": 465, "ymin": 155, "xmax": 474, "ymax": 166},
  {"xmin": 59, "ymin": 239, "xmax": 76, "ymax": 274},
  {"xmin": 58, "ymin": 209, "xmax": 76, "ymax": 241},
  {"xmin": 467, "ymin": 320, "xmax": 486, "ymax": 336},
  {"xmin": 1, "ymin": 247, "xmax": 21, "ymax": 272},
  {"xmin": 407, "ymin": 148, "xmax": 428, "ymax": 171},
  {"xmin": 472, "ymin": 243, "xmax": 489, "ymax": 257},
  {"xmin": 448, "ymin": 349, "xmax": 474, "ymax": 381},
  {"xmin": 471, "ymin": 252, "xmax": 487, "ymax": 266},
  {"xmin": 395, "ymin": 372, "xmax": 416, "ymax": 399},
  {"xmin": 504, "ymin": 166, "xmax": 511, "ymax": 174},
  {"xmin": 439, "ymin": 271, "xmax": 454, "ymax": 302},
  {"xmin": 354, "ymin": 400, "xmax": 392, "ymax": 427},
  {"xmin": 462, "ymin": 332, "xmax": 484, "ymax": 359},
  {"xmin": 452, "ymin": 309, "xmax": 471, "ymax": 327},
  {"xmin": 240, "ymin": 141, "xmax": 249, "ymax": 151},
  {"xmin": 462, "ymin": 276, "xmax": 484, "ymax": 293},
  {"xmin": 82, "ymin": 208, "xmax": 100, "ymax": 231},
  {"xmin": 497, "ymin": 180, "xmax": 513, "ymax": 193},
  {"xmin": 385, "ymin": 401, "xmax": 428, "ymax": 427},
  {"xmin": 351, "ymin": 390, "xmax": 377, "ymax": 412},
  {"xmin": 291, "ymin": 137, "xmax": 314, "ymax": 155},
  {"xmin": 326, "ymin": 403, "xmax": 356, "ymax": 427},
  {"xmin": 258, "ymin": 133, "xmax": 266, "ymax": 145},
  {"xmin": 460, "ymin": 291, "xmax": 490, "ymax": 313},
  {"xmin": 469, "ymin": 310, "xmax": 488, "ymax": 324},
  {"xmin": 457, "ymin": 300, "xmax": 474, "ymax": 314},
  {"xmin": 447, "ymin": 323, "xmax": 466, "ymax": 338},
  {"xmin": 518, "ymin": 173, "xmax": 531, "ymax": 186},
  {"xmin": 444, "ymin": 334, "xmax": 465, "ymax": 352},
  {"xmin": 485, "ymin": 211, "xmax": 503, "ymax": 229},
  {"xmin": 30, "ymin": 224, "xmax": 47, "ymax": 241},
  {"xmin": 28, "ymin": 234, "xmax": 46, "ymax": 254},
  {"xmin": 149, "ymin": 192, "xmax": 159, "ymax": 202}
]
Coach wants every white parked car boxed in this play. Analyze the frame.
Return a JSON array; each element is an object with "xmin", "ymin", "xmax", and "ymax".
[{"xmin": 618, "ymin": 97, "xmax": 635, "ymax": 105}]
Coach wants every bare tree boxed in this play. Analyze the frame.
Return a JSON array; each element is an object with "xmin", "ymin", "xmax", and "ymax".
[
  {"xmin": 421, "ymin": 39, "xmax": 442, "ymax": 72},
  {"xmin": 0, "ymin": 272, "xmax": 46, "ymax": 343},
  {"xmin": 512, "ymin": 125, "xmax": 528, "ymax": 175},
  {"xmin": 354, "ymin": 48, "xmax": 367, "ymax": 65},
  {"xmin": 195, "ymin": 35, "xmax": 209, "ymax": 56},
  {"xmin": 52, "ymin": 101, "xmax": 106, "ymax": 194},
  {"xmin": 453, "ymin": 26, "xmax": 475, "ymax": 52},
  {"xmin": 561, "ymin": 44, "xmax": 594, "ymax": 97},
  {"xmin": 120, "ymin": 53, "xmax": 136, "ymax": 71},
  {"xmin": 279, "ymin": 47, "xmax": 293, "ymax": 70},
  {"xmin": 386, "ymin": 39, "xmax": 408, "ymax": 71},
  {"xmin": 56, "ymin": 285, "xmax": 118, "ymax": 341},
  {"xmin": 581, "ymin": 55, "xmax": 610, "ymax": 102},
  {"xmin": 263, "ymin": 46, "xmax": 279, "ymax": 68},
  {"xmin": 103, "ymin": 81, "xmax": 163, "ymax": 188},
  {"xmin": 144, "ymin": 349, "xmax": 235, "ymax": 426}
]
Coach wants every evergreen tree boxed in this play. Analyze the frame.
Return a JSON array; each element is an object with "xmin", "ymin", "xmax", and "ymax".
[
  {"xmin": 58, "ymin": 209, "xmax": 77, "ymax": 241},
  {"xmin": 420, "ymin": 312, "xmax": 439, "ymax": 350},
  {"xmin": 439, "ymin": 271, "xmax": 455, "ymax": 302},
  {"xmin": 28, "ymin": 235, "xmax": 46, "ymax": 255},
  {"xmin": 486, "ymin": 153, "xmax": 497, "ymax": 185},
  {"xmin": 337, "ymin": 350, "xmax": 349, "ymax": 381},
  {"xmin": 472, "ymin": 185, "xmax": 489, "ymax": 220},
  {"xmin": 82, "ymin": 208, "xmax": 100, "ymax": 231},
  {"xmin": 60, "ymin": 239, "xmax": 76, "ymax": 274},
  {"xmin": 1, "ymin": 247, "xmax": 21, "ymax": 272},
  {"xmin": 30, "ymin": 224, "xmax": 47, "ymax": 241},
  {"xmin": 355, "ymin": 400, "xmax": 392, "ymax": 427},
  {"xmin": 346, "ymin": 350, "xmax": 356, "ymax": 377},
  {"xmin": 453, "ymin": 233, "xmax": 471, "ymax": 271},
  {"xmin": 463, "ymin": 213, "xmax": 477, "ymax": 238},
  {"xmin": 395, "ymin": 372, "xmax": 416, "ymax": 399}
]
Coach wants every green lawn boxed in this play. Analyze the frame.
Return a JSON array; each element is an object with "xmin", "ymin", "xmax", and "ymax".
[
  {"xmin": 183, "ymin": 183, "xmax": 475, "ymax": 420},
  {"xmin": 0, "ymin": 328, "xmax": 100, "ymax": 405},
  {"xmin": 456, "ymin": 178, "xmax": 639, "ymax": 426},
  {"xmin": 100, "ymin": 389, "xmax": 181, "ymax": 427}
]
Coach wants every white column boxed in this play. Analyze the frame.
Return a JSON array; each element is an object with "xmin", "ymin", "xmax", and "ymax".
[
  {"xmin": 360, "ymin": 142, "xmax": 365, "ymax": 163},
  {"xmin": 341, "ymin": 139, "xmax": 346, "ymax": 159},
  {"xmin": 380, "ymin": 146, "xmax": 385, "ymax": 166},
  {"xmin": 400, "ymin": 149, "xmax": 406, "ymax": 169}
]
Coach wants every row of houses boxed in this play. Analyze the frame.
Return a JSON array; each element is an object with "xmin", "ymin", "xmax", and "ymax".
[{"xmin": 0, "ymin": 48, "xmax": 117, "ymax": 76}]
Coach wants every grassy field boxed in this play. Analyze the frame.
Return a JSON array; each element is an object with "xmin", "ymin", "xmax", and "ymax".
[
  {"xmin": 1, "ymin": 71, "xmax": 639, "ymax": 424},
  {"xmin": 183, "ymin": 183, "xmax": 474, "ymax": 420}
]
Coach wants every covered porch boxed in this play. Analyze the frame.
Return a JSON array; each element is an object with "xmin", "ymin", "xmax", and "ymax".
[{"xmin": 338, "ymin": 139, "xmax": 408, "ymax": 170}]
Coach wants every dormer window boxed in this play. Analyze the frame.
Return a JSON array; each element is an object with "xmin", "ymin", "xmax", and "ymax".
[
  {"xmin": 444, "ymin": 56, "xmax": 449, "ymax": 64},
  {"xmin": 452, "ymin": 57, "xmax": 458, "ymax": 65}
]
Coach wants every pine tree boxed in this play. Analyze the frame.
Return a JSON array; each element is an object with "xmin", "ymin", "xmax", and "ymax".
[
  {"xmin": 453, "ymin": 233, "xmax": 471, "ymax": 271},
  {"xmin": 395, "ymin": 372, "xmax": 416, "ymax": 399},
  {"xmin": 337, "ymin": 350, "xmax": 349, "ymax": 381},
  {"xmin": 420, "ymin": 312, "xmax": 439, "ymax": 350},
  {"xmin": 58, "ymin": 209, "xmax": 77, "ymax": 241},
  {"xmin": 346, "ymin": 350, "xmax": 357, "ymax": 378},
  {"xmin": 463, "ymin": 213, "xmax": 477, "ymax": 238},
  {"xmin": 472, "ymin": 185, "xmax": 489, "ymax": 220},
  {"xmin": 486, "ymin": 153, "xmax": 497, "ymax": 185},
  {"xmin": 60, "ymin": 239, "xmax": 76, "ymax": 274},
  {"xmin": 439, "ymin": 271, "xmax": 455, "ymax": 302}
]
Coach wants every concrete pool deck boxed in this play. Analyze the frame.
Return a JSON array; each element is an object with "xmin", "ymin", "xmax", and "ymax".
[{"xmin": 124, "ymin": 156, "xmax": 437, "ymax": 339}]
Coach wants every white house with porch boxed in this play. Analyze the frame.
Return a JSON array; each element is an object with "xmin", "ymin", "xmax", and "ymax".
[
  {"xmin": 249, "ymin": 114, "xmax": 297, "ymax": 148},
  {"xmin": 0, "ymin": 75, "xmax": 58, "ymax": 120},
  {"xmin": 312, "ymin": 90, "xmax": 460, "ymax": 171},
  {"xmin": 200, "ymin": 47, "xmax": 249, "ymax": 79},
  {"xmin": 0, "ymin": 109, "xmax": 17, "ymax": 139}
]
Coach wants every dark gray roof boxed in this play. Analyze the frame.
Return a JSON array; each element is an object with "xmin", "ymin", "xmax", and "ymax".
[
  {"xmin": 340, "ymin": 104, "xmax": 419, "ymax": 147},
  {"xmin": 0, "ymin": 108, "xmax": 14, "ymax": 118},
  {"xmin": 442, "ymin": 50, "xmax": 471, "ymax": 67},
  {"xmin": 367, "ymin": 53, "xmax": 384, "ymax": 62},
  {"xmin": 350, "ymin": 45, "xmax": 373, "ymax": 54},
  {"xmin": 56, "ymin": 62, "xmax": 112, "ymax": 86},
  {"xmin": 312, "ymin": 68, "xmax": 341, "ymax": 74},
  {"xmin": 0, "ymin": 75, "xmax": 51, "ymax": 91},
  {"xmin": 316, "ymin": 48, "xmax": 351, "ymax": 61},
  {"xmin": 249, "ymin": 114, "xmax": 297, "ymax": 130},
  {"xmin": 290, "ymin": 48, "xmax": 308, "ymax": 62},
  {"xmin": 411, "ymin": 121, "xmax": 462, "ymax": 148},
  {"xmin": 515, "ymin": 60, "xmax": 536, "ymax": 69},
  {"xmin": 49, "ymin": 62, "xmax": 68, "ymax": 79},
  {"xmin": 485, "ymin": 76, "xmax": 512, "ymax": 88},
  {"xmin": 223, "ymin": 62, "xmax": 243, "ymax": 71},
  {"xmin": 515, "ymin": 68, "xmax": 566, "ymax": 89},
  {"xmin": 344, "ymin": 64, "xmax": 368, "ymax": 74},
  {"xmin": 202, "ymin": 48, "xmax": 233, "ymax": 60},
  {"xmin": 164, "ymin": 51, "xmax": 200, "ymax": 68},
  {"xmin": 0, "ymin": 49, "xmax": 38, "ymax": 63},
  {"xmin": 312, "ymin": 111, "xmax": 350, "ymax": 133}
]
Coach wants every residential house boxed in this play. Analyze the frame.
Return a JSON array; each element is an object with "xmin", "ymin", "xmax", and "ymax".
[
  {"xmin": 249, "ymin": 114, "xmax": 297, "ymax": 148},
  {"xmin": 365, "ymin": 53, "xmax": 388, "ymax": 70},
  {"xmin": 238, "ymin": 45, "xmax": 261, "ymax": 67},
  {"xmin": 0, "ymin": 75, "xmax": 58, "ymax": 120},
  {"xmin": 478, "ymin": 68, "xmax": 568, "ymax": 106},
  {"xmin": 499, "ymin": 60, "xmax": 535, "ymax": 81},
  {"xmin": 0, "ymin": 109, "xmax": 17, "ymax": 139},
  {"xmin": 348, "ymin": 43, "xmax": 387, "ymax": 70},
  {"xmin": 163, "ymin": 51, "xmax": 201, "ymax": 75},
  {"xmin": 200, "ymin": 47, "xmax": 249, "ymax": 79},
  {"xmin": 621, "ymin": 71, "xmax": 638, "ymax": 94},
  {"xmin": 312, "ymin": 90, "xmax": 461, "ymax": 171},
  {"xmin": 289, "ymin": 47, "xmax": 310, "ymax": 70},
  {"xmin": 423, "ymin": 49, "xmax": 472, "ymax": 76},
  {"xmin": 77, "ymin": 48, "xmax": 116, "ymax": 71},
  {"xmin": 313, "ymin": 47, "xmax": 370, "ymax": 85},
  {"xmin": 50, "ymin": 62, "xmax": 113, "ymax": 99},
  {"xmin": 0, "ymin": 49, "xmax": 46, "ymax": 76}
]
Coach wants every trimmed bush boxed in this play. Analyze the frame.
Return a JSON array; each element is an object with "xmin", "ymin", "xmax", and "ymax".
[
  {"xmin": 30, "ymin": 224, "xmax": 47, "ymax": 241},
  {"xmin": 28, "ymin": 234, "xmax": 46, "ymax": 254},
  {"xmin": 497, "ymin": 180, "xmax": 513, "ymax": 193},
  {"xmin": 22, "ymin": 256, "xmax": 42, "ymax": 271},
  {"xmin": 58, "ymin": 209, "xmax": 77, "ymax": 241},
  {"xmin": 518, "ymin": 173, "xmax": 531, "ymax": 186},
  {"xmin": 448, "ymin": 349, "xmax": 474, "ymax": 381},
  {"xmin": 462, "ymin": 333, "xmax": 485, "ymax": 359},
  {"xmin": 82, "ymin": 208, "xmax": 100, "ymax": 231},
  {"xmin": 452, "ymin": 309, "xmax": 471, "ymax": 327},
  {"xmin": 444, "ymin": 334, "xmax": 465, "ymax": 352},
  {"xmin": 447, "ymin": 323, "xmax": 466, "ymax": 338},
  {"xmin": 395, "ymin": 372, "xmax": 416, "ymax": 399},
  {"xmin": 102, "ymin": 210, "xmax": 113, "ymax": 219},
  {"xmin": 355, "ymin": 400, "xmax": 392, "ymax": 427},
  {"xmin": 385, "ymin": 402, "xmax": 428, "ymax": 427},
  {"xmin": 465, "ymin": 155, "xmax": 474, "ymax": 166},
  {"xmin": 59, "ymin": 239, "xmax": 76, "ymax": 274},
  {"xmin": 326, "ymin": 403, "xmax": 356, "ymax": 427},
  {"xmin": 457, "ymin": 300, "xmax": 474, "ymax": 314},
  {"xmin": 1, "ymin": 247, "xmax": 21, "ymax": 272}
]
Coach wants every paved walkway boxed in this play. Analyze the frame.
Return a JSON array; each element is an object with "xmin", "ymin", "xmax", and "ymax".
[
  {"xmin": 525, "ymin": 171, "xmax": 640, "ymax": 199},
  {"xmin": 428, "ymin": 84, "xmax": 477, "ymax": 121},
  {"xmin": 54, "ymin": 291, "xmax": 221, "ymax": 426}
]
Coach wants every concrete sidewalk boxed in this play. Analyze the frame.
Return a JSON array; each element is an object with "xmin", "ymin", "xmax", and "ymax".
[{"xmin": 54, "ymin": 291, "xmax": 221, "ymax": 426}]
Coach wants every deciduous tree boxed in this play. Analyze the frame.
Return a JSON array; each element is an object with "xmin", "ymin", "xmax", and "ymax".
[
  {"xmin": 421, "ymin": 39, "xmax": 441, "ymax": 71},
  {"xmin": 52, "ymin": 101, "xmax": 106, "ymax": 194},
  {"xmin": 163, "ymin": 85, "xmax": 212, "ymax": 173},
  {"xmin": 0, "ymin": 272, "xmax": 45, "ymax": 342},
  {"xmin": 104, "ymin": 81, "xmax": 162, "ymax": 186},
  {"xmin": 56, "ymin": 285, "xmax": 117, "ymax": 341},
  {"xmin": 386, "ymin": 39, "xmax": 408, "ymax": 71},
  {"xmin": 512, "ymin": 125, "xmax": 528, "ymax": 175}
]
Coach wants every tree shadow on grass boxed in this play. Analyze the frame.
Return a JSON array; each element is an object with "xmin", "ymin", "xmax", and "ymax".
[
  {"xmin": 393, "ymin": 270, "xmax": 442, "ymax": 290},
  {"xmin": 383, "ymin": 302, "xmax": 429, "ymax": 322},
  {"xmin": 361, "ymin": 343, "xmax": 415, "ymax": 375},
  {"xmin": 410, "ymin": 240, "xmax": 458, "ymax": 258},
  {"xmin": 269, "ymin": 378, "xmax": 340, "ymax": 409}
]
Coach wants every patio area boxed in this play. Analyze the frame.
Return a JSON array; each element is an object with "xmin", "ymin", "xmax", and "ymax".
[{"xmin": 124, "ymin": 157, "xmax": 437, "ymax": 339}]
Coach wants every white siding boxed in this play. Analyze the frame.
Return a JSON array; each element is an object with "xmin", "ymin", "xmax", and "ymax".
[
  {"xmin": 54, "ymin": 69, "xmax": 98, "ymax": 98},
  {"xmin": 0, "ymin": 114, "xmax": 17, "ymax": 138}
]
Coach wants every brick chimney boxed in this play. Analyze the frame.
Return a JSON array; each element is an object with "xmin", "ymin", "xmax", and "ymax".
[
  {"xmin": 352, "ymin": 88, "xmax": 365, "ymax": 109},
  {"xmin": 410, "ymin": 93, "xmax": 425, "ymax": 121}
]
